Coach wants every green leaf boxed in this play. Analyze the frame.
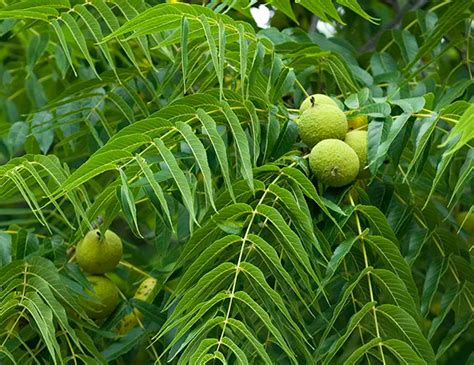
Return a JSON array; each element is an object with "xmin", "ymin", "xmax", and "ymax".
[
  {"xmin": 7, "ymin": 122, "xmax": 29, "ymax": 152},
  {"xmin": 220, "ymin": 337, "xmax": 249, "ymax": 365},
  {"xmin": 405, "ymin": 113, "xmax": 439, "ymax": 178},
  {"xmin": 0, "ymin": 0, "xmax": 69, "ymax": 11},
  {"xmin": 26, "ymin": 32, "xmax": 49, "ymax": 69},
  {"xmin": 218, "ymin": 20, "xmax": 225, "ymax": 100},
  {"xmin": 51, "ymin": 19, "xmax": 76, "ymax": 76},
  {"xmin": 14, "ymin": 230, "xmax": 39, "ymax": 260},
  {"xmin": 280, "ymin": 167, "xmax": 338, "ymax": 224},
  {"xmin": 435, "ymin": 313, "xmax": 472, "ymax": 360},
  {"xmin": 238, "ymin": 25, "xmax": 248, "ymax": 98},
  {"xmin": 404, "ymin": 0, "xmax": 472, "ymax": 71},
  {"xmin": 420, "ymin": 257, "xmax": 449, "ymax": 317},
  {"xmin": 270, "ymin": 0, "xmax": 298, "ymax": 22},
  {"xmin": 390, "ymin": 97, "xmax": 425, "ymax": 113},
  {"xmin": 317, "ymin": 268, "xmax": 371, "ymax": 349},
  {"xmin": 255, "ymin": 204, "xmax": 321, "ymax": 291},
  {"xmin": 240, "ymin": 261, "xmax": 308, "ymax": 340},
  {"xmin": 199, "ymin": 15, "xmax": 222, "ymax": 99},
  {"xmin": 244, "ymin": 101, "xmax": 261, "ymax": 165},
  {"xmin": 197, "ymin": 109, "xmax": 234, "ymax": 200},
  {"xmin": 324, "ymin": 54, "xmax": 358, "ymax": 93},
  {"xmin": 227, "ymin": 318, "xmax": 272, "ymax": 364},
  {"xmin": 166, "ymin": 262, "xmax": 236, "ymax": 317},
  {"xmin": 95, "ymin": 134, "xmax": 151, "ymax": 156},
  {"xmin": 365, "ymin": 235, "xmax": 419, "ymax": 306},
  {"xmin": 177, "ymin": 203, "xmax": 253, "ymax": 268},
  {"xmin": 0, "ymin": 8, "xmax": 58, "ymax": 21},
  {"xmin": 371, "ymin": 269, "xmax": 420, "ymax": 323},
  {"xmin": 342, "ymin": 337, "xmax": 381, "ymax": 364},
  {"xmin": 113, "ymin": 117, "xmax": 173, "ymax": 140},
  {"xmin": 107, "ymin": 92, "xmax": 135, "ymax": 122},
  {"xmin": 393, "ymin": 30, "xmax": 419, "ymax": 65},
  {"xmin": 430, "ymin": 101, "xmax": 470, "ymax": 170},
  {"xmin": 102, "ymin": 328, "xmax": 144, "ymax": 361},
  {"xmin": 59, "ymin": 150, "xmax": 132, "ymax": 194},
  {"xmin": 23, "ymin": 292, "xmax": 60, "ymax": 365},
  {"xmin": 175, "ymin": 121, "xmax": 215, "ymax": 210},
  {"xmin": 153, "ymin": 137, "xmax": 196, "ymax": 224},
  {"xmin": 17, "ymin": 161, "xmax": 73, "ymax": 230},
  {"xmin": 383, "ymin": 339, "xmax": 425, "ymax": 365},
  {"xmin": 74, "ymin": 4, "xmax": 117, "ymax": 76},
  {"xmin": 427, "ymin": 284, "xmax": 461, "ymax": 340},
  {"xmin": 221, "ymin": 102, "xmax": 254, "ymax": 190},
  {"xmin": 360, "ymin": 102, "xmax": 391, "ymax": 118},
  {"xmin": 377, "ymin": 304, "xmax": 436, "ymax": 364},
  {"xmin": 31, "ymin": 111, "xmax": 54, "ymax": 154},
  {"xmin": 234, "ymin": 291, "xmax": 297, "ymax": 364},
  {"xmin": 174, "ymin": 235, "xmax": 242, "ymax": 297},
  {"xmin": 268, "ymin": 183, "xmax": 326, "ymax": 260},
  {"xmin": 324, "ymin": 236, "xmax": 359, "ymax": 280},
  {"xmin": 91, "ymin": 0, "xmax": 141, "ymax": 73},
  {"xmin": 189, "ymin": 338, "xmax": 220, "ymax": 365},
  {"xmin": 160, "ymin": 297, "xmax": 227, "ymax": 353},
  {"xmin": 261, "ymin": 107, "xmax": 280, "ymax": 161},
  {"xmin": 336, "ymin": 0, "xmax": 378, "ymax": 23},
  {"xmin": 6, "ymin": 168, "xmax": 50, "ymax": 229},
  {"xmin": 136, "ymin": 156, "xmax": 173, "ymax": 228},
  {"xmin": 297, "ymin": 0, "xmax": 342, "ymax": 24},
  {"xmin": 246, "ymin": 234, "xmax": 307, "ymax": 306},
  {"xmin": 372, "ymin": 113, "xmax": 410, "ymax": 170},
  {"xmin": 60, "ymin": 13, "xmax": 98, "ymax": 77},
  {"xmin": 356, "ymin": 205, "xmax": 398, "ymax": 244},
  {"xmin": 321, "ymin": 301, "xmax": 375, "ymax": 364},
  {"xmin": 181, "ymin": 16, "xmax": 189, "ymax": 92},
  {"xmin": 0, "ymin": 233, "xmax": 12, "ymax": 266},
  {"xmin": 117, "ymin": 168, "xmax": 142, "ymax": 237}
]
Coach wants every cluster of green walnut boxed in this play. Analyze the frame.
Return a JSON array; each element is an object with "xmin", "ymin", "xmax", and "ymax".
[
  {"xmin": 75, "ymin": 229, "xmax": 123, "ymax": 320},
  {"xmin": 75, "ymin": 229, "xmax": 159, "ymax": 330},
  {"xmin": 298, "ymin": 94, "xmax": 368, "ymax": 187}
]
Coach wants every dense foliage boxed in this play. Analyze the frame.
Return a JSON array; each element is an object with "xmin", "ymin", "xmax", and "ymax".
[{"xmin": 0, "ymin": 0, "xmax": 472, "ymax": 364}]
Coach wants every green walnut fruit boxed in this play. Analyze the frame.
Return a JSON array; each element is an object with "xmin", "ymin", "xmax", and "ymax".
[
  {"xmin": 456, "ymin": 211, "xmax": 474, "ymax": 232},
  {"xmin": 82, "ymin": 275, "xmax": 119, "ymax": 320},
  {"xmin": 298, "ymin": 105, "xmax": 348, "ymax": 147},
  {"xmin": 76, "ymin": 229, "xmax": 123, "ymax": 274},
  {"xmin": 309, "ymin": 139, "xmax": 360, "ymax": 187},
  {"xmin": 345, "ymin": 130, "xmax": 368, "ymax": 174},
  {"xmin": 299, "ymin": 94, "xmax": 338, "ymax": 114}
]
